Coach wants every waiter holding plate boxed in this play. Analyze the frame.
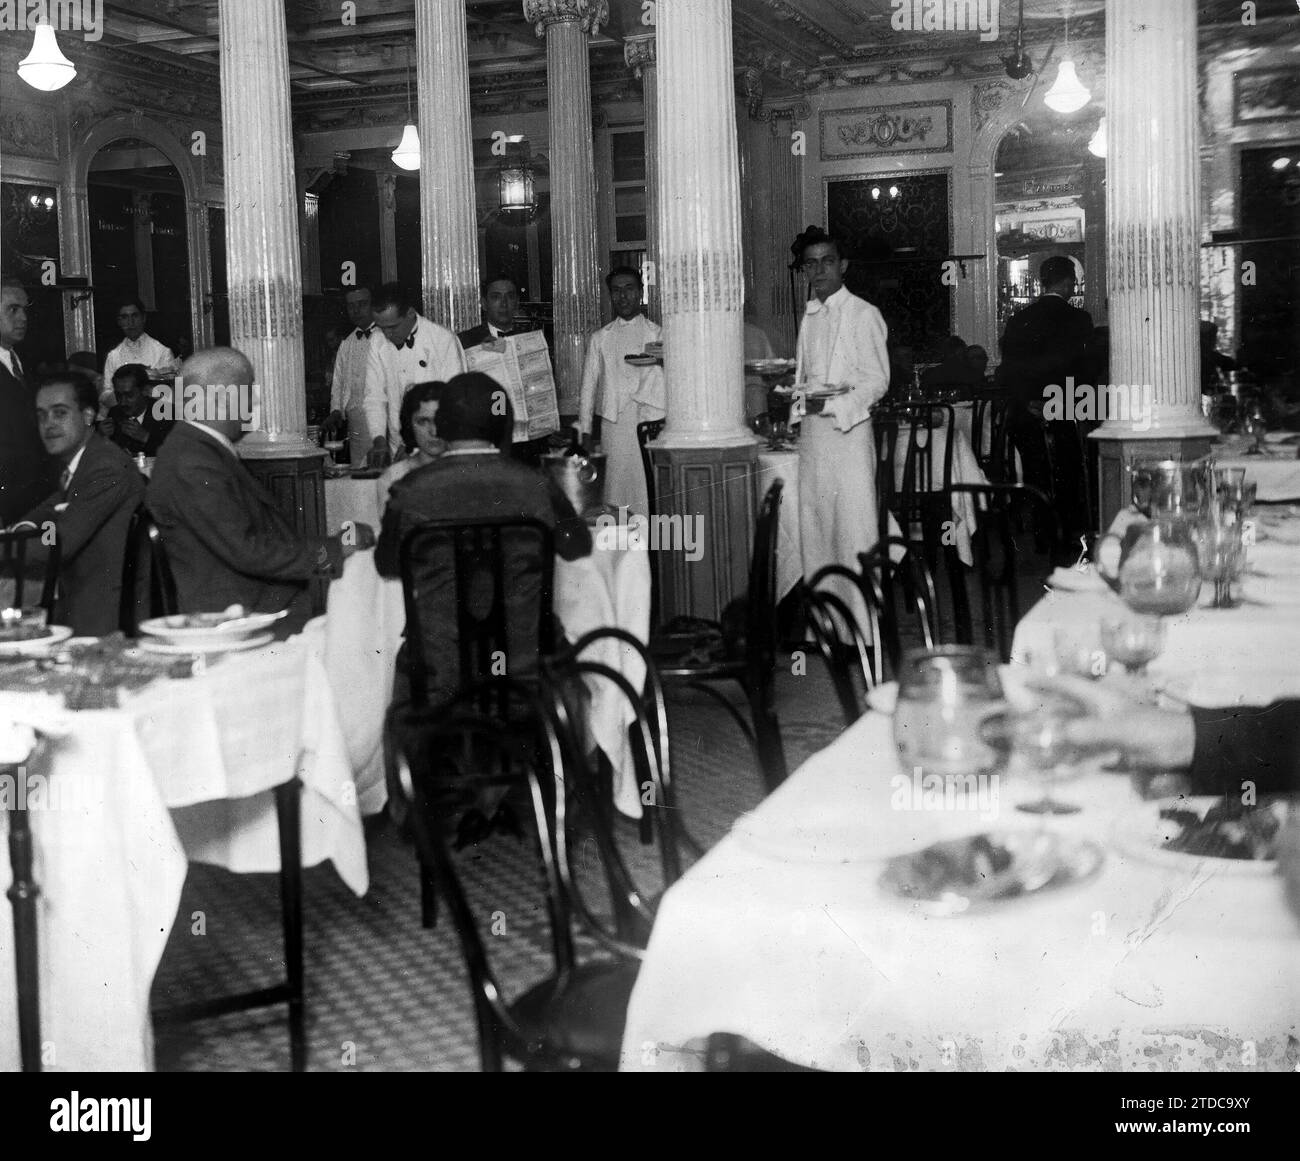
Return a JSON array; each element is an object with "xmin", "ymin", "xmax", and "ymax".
[{"xmin": 793, "ymin": 227, "xmax": 891, "ymax": 626}]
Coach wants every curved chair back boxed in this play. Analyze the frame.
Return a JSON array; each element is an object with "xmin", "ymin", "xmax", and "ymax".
[
  {"xmin": 859, "ymin": 535, "xmax": 940, "ymax": 671},
  {"xmin": 399, "ymin": 516, "xmax": 555, "ymax": 713},
  {"xmin": 0, "ymin": 527, "xmax": 59, "ymax": 619},
  {"xmin": 119, "ymin": 506, "xmax": 178, "ymax": 635},
  {"xmin": 944, "ymin": 482, "xmax": 1055, "ymax": 661}
]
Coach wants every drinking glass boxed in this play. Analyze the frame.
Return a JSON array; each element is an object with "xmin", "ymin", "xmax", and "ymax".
[
  {"xmin": 323, "ymin": 439, "xmax": 345, "ymax": 466},
  {"xmin": 893, "ymin": 647, "xmax": 1005, "ymax": 779},
  {"xmin": 1098, "ymin": 612, "xmax": 1165, "ymax": 675},
  {"xmin": 1008, "ymin": 693, "xmax": 1090, "ymax": 815},
  {"xmin": 1196, "ymin": 515, "xmax": 1244, "ymax": 608}
]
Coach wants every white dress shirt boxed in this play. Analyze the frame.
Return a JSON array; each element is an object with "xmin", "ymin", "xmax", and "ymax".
[
  {"xmin": 363, "ymin": 314, "xmax": 466, "ymax": 453},
  {"xmin": 0, "ymin": 346, "xmax": 20, "ymax": 379},
  {"xmin": 330, "ymin": 326, "xmax": 373, "ymax": 414},
  {"xmin": 103, "ymin": 333, "xmax": 178, "ymax": 383},
  {"xmin": 577, "ymin": 314, "xmax": 664, "ymax": 435}
]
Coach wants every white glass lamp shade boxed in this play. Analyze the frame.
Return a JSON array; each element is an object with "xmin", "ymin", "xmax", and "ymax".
[
  {"xmin": 18, "ymin": 25, "xmax": 76, "ymax": 92},
  {"xmin": 1088, "ymin": 117, "xmax": 1107, "ymax": 158},
  {"xmin": 391, "ymin": 123, "xmax": 420, "ymax": 171},
  {"xmin": 1044, "ymin": 60, "xmax": 1091, "ymax": 114}
]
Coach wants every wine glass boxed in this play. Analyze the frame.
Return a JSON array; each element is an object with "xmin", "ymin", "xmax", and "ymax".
[
  {"xmin": 1116, "ymin": 517, "xmax": 1203, "ymax": 615},
  {"xmin": 893, "ymin": 647, "xmax": 1005, "ymax": 780},
  {"xmin": 1196, "ymin": 512, "xmax": 1244, "ymax": 608},
  {"xmin": 1098, "ymin": 612, "xmax": 1165, "ymax": 675},
  {"xmin": 1004, "ymin": 690, "xmax": 1090, "ymax": 815}
]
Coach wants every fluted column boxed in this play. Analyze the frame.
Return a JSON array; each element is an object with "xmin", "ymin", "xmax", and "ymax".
[
  {"xmin": 1102, "ymin": 0, "xmax": 1213, "ymax": 439},
  {"xmin": 218, "ymin": 0, "xmax": 311, "ymax": 454},
  {"xmin": 625, "ymin": 31, "xmax": 659, "ymax": 324},
  {"xmin": 525, "ymin": 0, "xmax": 606, "ymax": 415},
  {"xmin": 656, "ymin": 0, "xmax": 749, "ymax": 447},
  {"xmin": 416, "ymin": 0, "xmax": 480, "ymax": 331},
  {"xmin": 377, "ymin": 173, "xmax": 399, "ymax": 285}
]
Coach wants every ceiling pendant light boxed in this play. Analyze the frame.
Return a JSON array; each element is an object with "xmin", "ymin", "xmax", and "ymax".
[
  {"xmin": 1088, "ymin": 116, "xmax": 1107, "ymax": 158},
  {"xmin": 391, "ymin": 46, "xmax": 420, "ymax": 171},
  {"xmin": 18, "ymin": 23, "xmax": 77, "ymax": 92},
  {"xmin": 1044, "ymin": 7, "xmax": 1091, "ymax": 114}
]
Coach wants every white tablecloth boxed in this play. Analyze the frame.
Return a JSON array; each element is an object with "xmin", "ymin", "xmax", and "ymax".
[
  {"xmin": 1212, "ymin": 437, "xmax": 1300, "ymax": 503},
  {"xmin": 0, "ymin": 639, "xmax": 367, "ymax": 1071},
  {"xmin": 621, "ymin": 706, "xmax": 1300, "ymax": 1071},
  {"xmin": 1012, "ymin": 529, "xmax": 1300, "ymax": 707},
  {"xmin": 324, "ymin": 475, "xmax": 385, "ymax": 535},
  {"xmin": 892, "ymin": 423, "xmax": 987, "ymax": 567},
  {"xmin": 315, "ymin": 541, "xmax": 652, "ymax": 819}
]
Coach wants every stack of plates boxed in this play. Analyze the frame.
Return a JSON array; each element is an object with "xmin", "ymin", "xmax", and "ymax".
[{"xmin": 136, "ymin": 610, "xmax": 285, "ymax": 655}]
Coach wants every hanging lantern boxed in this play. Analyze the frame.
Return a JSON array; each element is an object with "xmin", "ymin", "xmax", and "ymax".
[
  {"xmin": 499, "ymin": 160, "xmax": 535, "ymax": 214},
  {"xmin": 1088, "ymin": 117, "xmax": 1107, "ymax": 158},
  {"xmin": 1044, "ymin": 60, "xmax": 1091, "ymax": 113},
  {"xmin": 18, "ymin": 24, "xmax": 76, "ymax": 92}
]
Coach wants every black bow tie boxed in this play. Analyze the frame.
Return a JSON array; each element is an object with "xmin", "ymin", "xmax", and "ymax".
[
  {"xmin": 403, "ymin": 332, "xmax": 416, "ymax": 349},
  {"xmin": 356, "ymin": 327, "xmax": 371, "ymax": 340}
]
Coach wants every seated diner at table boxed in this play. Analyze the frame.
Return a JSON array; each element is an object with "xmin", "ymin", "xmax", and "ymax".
[
  {"xmin": 147, "ymin": 347, "xmax": 374, "ymax": 619},
  {"xmin": 376, "ymin": 380, "xmax": 448, "ymax": 502}
]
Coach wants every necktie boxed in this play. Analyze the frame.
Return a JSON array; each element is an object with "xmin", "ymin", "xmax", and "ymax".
[
  {"xmin": 10, "ymin": 351, "xmax": 23, "ymax": 379},
  {"xmin": 403, "ymin": 332, "xmax": 416, "ymax": 350},
  {"xmin": 59, "ymin": 468, "xmax": 72, "ymax": 497}
]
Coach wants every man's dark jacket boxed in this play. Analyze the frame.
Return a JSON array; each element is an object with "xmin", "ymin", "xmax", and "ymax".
[
  {"xmin": 0, "ymin": 355, "xmax": 54, "ymax": 523},
  {"xmin": 21, "ymin": 435, "xmax": 144, "ymax": 635},
  {"xmin": 997, "ymin": 295, "xmax": 1095, "ymax": 408},
  {"xmin": 146, "ymin": 422, "xmax": 337, "ymax": 613}
]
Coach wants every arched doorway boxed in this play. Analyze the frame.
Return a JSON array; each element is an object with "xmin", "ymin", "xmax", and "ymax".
[
  {"xmin": 87, "ymin": 138, "xmax": 192, "ymax": 364},
  {"xmin": 66, "ymin": 113, "xmax": 213, "ymax": 365}
]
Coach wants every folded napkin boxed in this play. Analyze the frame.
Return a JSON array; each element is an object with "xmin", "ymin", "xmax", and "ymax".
[
  {"xmin": 1047, "ymin": 565, "xmax": 1111, "ymax": 593},
  {"xmin": 0, "ymin": 691, "xmax": 71, "ymax": 765}
]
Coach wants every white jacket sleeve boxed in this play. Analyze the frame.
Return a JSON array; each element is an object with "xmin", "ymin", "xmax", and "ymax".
[
  {"xmin": 431, "ymin": 326, "xmax": 466, "ymax": 381},
  {"xmin": 329, "ymin": 344, "xmax": 348, "ymax": 414},
  {"xmin": 362, "ymin": 341, "xmax": 390, "ymax": 446},
  {"xmin": 578, "ymin": 330, "xmax": 601, "ymax": 436},
  {"xmin": 827, "ymin": 301, "xmax": 890, "ymax": 433}
]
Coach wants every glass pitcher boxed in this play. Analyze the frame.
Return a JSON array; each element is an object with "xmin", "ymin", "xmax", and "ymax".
[
  {"xmin": 1106, "ymin": 517, "xmax": 1203, "ymax": 616},
  {"xmin": 1129, "ymin": 459, "xmax": 1211, "ymax": 519}
]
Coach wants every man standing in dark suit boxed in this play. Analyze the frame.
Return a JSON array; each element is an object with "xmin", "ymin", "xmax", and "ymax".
[
  {"xmin": 0, "ymin": 277, "xmax": 54, "ymax": 524},
  {"xmin": 104, "ymin": 363, "xmax": 175, "ymax": 457},
  {"xmin": 147, "ymin": 347, "xmax": 374, "ymax": 617},
  {"xmin": 997, "ymin": 255, "xmax": 1095, "ymax": 541},
  {"xmin": 457, "ymin": 275, "xmax": 528, "ymax": 352},
  {"xmin": 13, "ymin": 375, "xmax": 144, "ymax": 636}
]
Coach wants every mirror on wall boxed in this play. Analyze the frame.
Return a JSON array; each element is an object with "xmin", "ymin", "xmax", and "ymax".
[{"xmin": 994, "ymin": 111, "xmax": 1105, "ymax": 336}]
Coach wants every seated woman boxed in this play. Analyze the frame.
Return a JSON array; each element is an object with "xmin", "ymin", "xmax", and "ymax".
[{"xmin": 377, "ymin": 380, "xmax": 447, "ymax": 503}]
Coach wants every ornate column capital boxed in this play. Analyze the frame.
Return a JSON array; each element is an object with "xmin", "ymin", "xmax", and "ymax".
[
  {"xmin": 624, "ymin": 31, "xmax": 656, "ymax": 77},
  {"xmin": 523, "ymin": 0, "xmax": 609, "ymax": 37}
]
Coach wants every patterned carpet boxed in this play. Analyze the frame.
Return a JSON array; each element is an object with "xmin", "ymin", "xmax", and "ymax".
[{"xmin": 149, "ymin": 666, "xmax": 846, "ymax": 1072}]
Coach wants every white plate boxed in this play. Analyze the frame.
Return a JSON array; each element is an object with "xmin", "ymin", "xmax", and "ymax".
[
  {"xmin": 137, "ymin": 632, "xmax": 274, "ymax": 656},
  {"xmin": 624, "ymin": 354, "xmax": 660, "ymax": 367},
  {"xmin": 0, "ymin": 625, "xmax": 73, "ymax": 657},
  {"xmin": 1111, "ymin": 797, "xmax": 1284, "ymax": 877},
  {"xmin": 138, "ymin": 611, "xmax": 285, "ymax": 648}
]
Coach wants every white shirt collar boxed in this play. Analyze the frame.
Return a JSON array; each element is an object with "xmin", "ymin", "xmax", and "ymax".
[
  {"xmin": 0, "ymin": 346, "xmax": 17, "ymax": 376},
  {"xmin": 186, "ymin": 420, "xmax": 239, "ymax": 457},
  {"xmin": 488, "ymin": 322, "xmax": 506, "ymax": 339},
  {"xmin": 64, "ymin": 442, "xmax": 88, "ymax": 480},
  {"xmin": 805, "ymin": 285, "xmax": 851, "ymax": 316}
]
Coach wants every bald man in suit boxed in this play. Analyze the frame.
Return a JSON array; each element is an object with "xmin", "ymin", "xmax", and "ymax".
[{"xmin": 146, "ymin": 347, "xmax": 374, "ymax": 617}]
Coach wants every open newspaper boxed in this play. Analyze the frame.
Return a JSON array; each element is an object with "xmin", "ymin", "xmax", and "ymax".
[{"xmin": 463, "ymin": 330, "xmax": 560, "ymax": 443}]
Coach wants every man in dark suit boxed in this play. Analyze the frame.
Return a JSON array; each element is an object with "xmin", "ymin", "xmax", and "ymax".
[
  {"xmin": 376, "ymin": 371, "xmax": 591, "ymax": 709},
  {"xmin": 0, "ymin": 277, "xmax": 54, "ymax": 524},
  {"xmin": 104, "ymin": 362, "xmax": 175, "ymax": 457},
  {"xmin": 13, "ymin": 375, "xmax": 144, "ymax": 635},
  {"xmin": 147, "ymin": 347, "xmax": 374, "ymax": 617},
  {"xmin": 997, "ymin": 256, "xmax": 1095, "ymax": 541}
]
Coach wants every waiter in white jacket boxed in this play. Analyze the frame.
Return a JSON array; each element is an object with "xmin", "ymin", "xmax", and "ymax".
[
  {"xmin": 363, "ymin": 282, "xmax": 466, "ymax": 465},
  {"xmin": 577, "ymin": 265, "xmax": 665, "ymax": 517},
  {"xmin": 794, "ymin": 229, "xmax": 890, "ymax": 628}
]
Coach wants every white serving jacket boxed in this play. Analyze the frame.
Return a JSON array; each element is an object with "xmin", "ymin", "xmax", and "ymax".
[{"xmin": 363, "ymin": 315, "xmax": 466, "ymax": 453}]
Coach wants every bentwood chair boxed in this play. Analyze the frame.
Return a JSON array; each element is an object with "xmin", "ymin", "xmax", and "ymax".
[
  {"xmin": 119, "ymin": 506, "xmax": 179, "ymax": 635},
  {"xmin": 970, "ymin": 393, "xmax": 1017, "ymax": 485},
  {"xmin": 802, "ymin": 566, "xmax": 884, "ymax": 728},
  {"xmin": 5, "ymin": 757, "xmax": 41, "ymax": 1071},
  {"xmin": 543, "ymin": 636, "xmax": 690, "ymax": 953},
  {"xmin": 394, "ymin": 681, "xmax": 640, "ymax": 1071},
  {"xmin": 859, "ymin": 536, "xmax": 940, "ymax": 673},
  {"xmin": 0, "ymin": 527, "xmax": 59, "ymax": 619},
  {"xmin": 874, "ymin": 402, "xmax": 957, "ymax": 568},
  {"xmin": 943, "ymin": 483, "xmax": 1057, "ymax": 662},
  {"xmin": 392, "ymin": 516, "xmax": 557, "ymax": 927},
  {"xmin": 649, "ymin": 480, "xmax": 788, "ymax": 794}
]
